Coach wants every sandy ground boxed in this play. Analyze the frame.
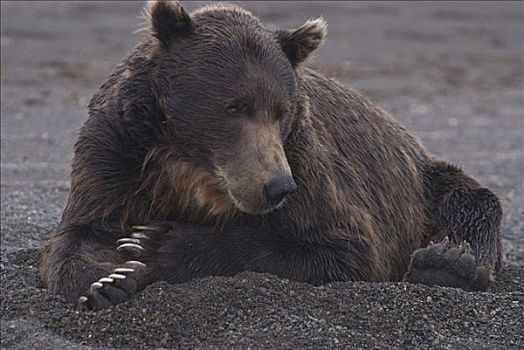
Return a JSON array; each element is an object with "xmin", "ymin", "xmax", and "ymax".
[{"xmin": 1, "ymin": 1, "xmax": 523, "ymax": 349}]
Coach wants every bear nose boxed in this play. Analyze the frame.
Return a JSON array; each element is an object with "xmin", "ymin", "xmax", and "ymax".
[{"xmin": 264, "ymin": 176, "xmax": 297, "ymax": 206}]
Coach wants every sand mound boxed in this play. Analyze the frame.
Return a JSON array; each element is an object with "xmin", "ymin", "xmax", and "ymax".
[{"xmin": 2, "ymin": 249, "xmax": 522, "ymax": 349}]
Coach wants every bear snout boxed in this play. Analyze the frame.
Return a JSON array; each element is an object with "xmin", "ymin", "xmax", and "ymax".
[{"xmin": 263, "ymin": 175, "xmax": 297, "ymax": 206}]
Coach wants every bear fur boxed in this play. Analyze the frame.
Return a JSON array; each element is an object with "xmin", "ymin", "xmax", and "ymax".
[{"xmin": 40, "ymin": 1, "xmax": 502, "ymax": 309}]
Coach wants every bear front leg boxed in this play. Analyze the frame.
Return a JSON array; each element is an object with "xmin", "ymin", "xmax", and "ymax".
[
  {"xmin": 115, "ymin": 222, "xmax": 246, "ymax": 285},
  {"xmin": 40, "ymin": 224, "xmax": 124, "ymax": 303},
  {"xmin": 116, "ymin": 222, "xmax": 373, "ymax": 287},
  {"xmin": 404, "ymin": 162, "xmax": 503, "ymax": 291}
]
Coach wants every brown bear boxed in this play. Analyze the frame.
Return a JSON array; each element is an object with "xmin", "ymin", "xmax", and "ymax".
[{"xmin": 40, "ymin": 1, "xmax": 502, "ymax": 311}]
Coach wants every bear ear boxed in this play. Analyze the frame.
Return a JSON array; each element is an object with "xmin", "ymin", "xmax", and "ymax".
[
  {"xmin": 144, "ymin": 0, "xmax": 193, "ymax": 47},
  {"xmin": 277, "ymin": 17, "xmax": 327, "ymax": 67}
]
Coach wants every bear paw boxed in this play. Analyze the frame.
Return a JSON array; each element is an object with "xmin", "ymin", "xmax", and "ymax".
[
  {"xmin": 77, "ymin": 260, "xmax": 148, "ymax": 311},
  {"xmin": 404, "ymin": 237, "xmax": 493, "ymax": 291}
]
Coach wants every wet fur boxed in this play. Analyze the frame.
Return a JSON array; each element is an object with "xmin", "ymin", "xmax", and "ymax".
[{"xmin": 40, "ymin": 1, "xmax": 502, "ymax": 302}]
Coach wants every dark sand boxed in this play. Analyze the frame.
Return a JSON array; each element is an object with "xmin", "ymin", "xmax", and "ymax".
[
  {"xmin": 1, "ymin": 2, "xmax": 523, "ymax": 349},
  {"xmin": 2, "ymin": 249, "xmax": 523, "ymax": 349}
]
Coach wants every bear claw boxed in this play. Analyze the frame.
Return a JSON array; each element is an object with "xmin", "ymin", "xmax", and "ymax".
[
  {"xmin": 114, "ymin": 267, "xmax": 134, "ymax": 273},
  {"xmin": 116, "ymin": 242, "xmax": 146, "ymax": 256},
  {"xmin": 132, "ymin": 224, "xmax": 163, "ymax": 232},
  {"xmin": 90, "ymin": 281, "xmax": 103, "ymax": 290},
  {"xmin": 132, "ymin": 225, "xmax": 155, "ymax": 231},
  {"xmin": 115, "ymin": 260, "xmax": 146, "ymax": 272},
  {"xmin": 130, "ymin": 232, "xmax": 150, "ymax": 239},
  {"xmin": 116, "ymin": 237, "xmax": 142, "ymax": 245}
]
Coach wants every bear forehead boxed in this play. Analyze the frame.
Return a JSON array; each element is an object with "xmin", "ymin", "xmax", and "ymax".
[
  {"xmin": 179, "ymin": 15, "xmax": 292, "ymax": 86},
  {"xmin": 191, "ymin": 5, "xmax": 272, "ymax": 47},
  {"xmin": 192, "ymin": 2, "xmax": 261, "ymax": 26}
]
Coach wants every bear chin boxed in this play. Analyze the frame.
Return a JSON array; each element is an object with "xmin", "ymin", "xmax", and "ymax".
[{"xmin": 226, "ymin": 188, "xmax": 286, "ymax": 216}]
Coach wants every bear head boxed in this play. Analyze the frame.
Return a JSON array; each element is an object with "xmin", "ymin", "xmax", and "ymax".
[{"xmin": 141, "ymin": 1, "xmax": 327, "ymax": 216}]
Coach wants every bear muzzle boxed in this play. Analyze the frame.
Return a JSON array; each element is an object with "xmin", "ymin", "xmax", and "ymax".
[{"xmin": 263, "ymin": 175, "xmax": 297, "ymax": 206}]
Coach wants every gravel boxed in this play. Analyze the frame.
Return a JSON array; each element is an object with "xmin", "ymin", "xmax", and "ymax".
[{"xmin": 2, "ymin": 249, "xmax": 523, "ymax": 350}]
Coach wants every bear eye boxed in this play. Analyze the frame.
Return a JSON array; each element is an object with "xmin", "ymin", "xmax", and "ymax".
[{"xmin": 226, "ymin": 100, "xmax": 248, "ymax": 115}]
